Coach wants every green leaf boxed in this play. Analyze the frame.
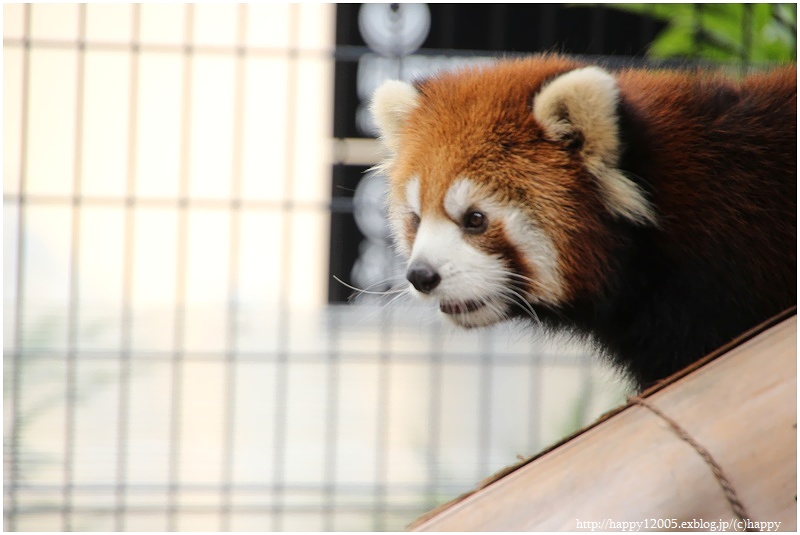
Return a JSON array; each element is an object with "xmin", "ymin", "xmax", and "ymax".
[{"xmin": 606, "ymin": 3, "xmax": 796, "ymax": 63}]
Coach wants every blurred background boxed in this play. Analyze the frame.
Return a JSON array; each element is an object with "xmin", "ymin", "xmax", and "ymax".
[{"xmin": 3, "ymin": 3, "xmax": 795, "ymax": 532}]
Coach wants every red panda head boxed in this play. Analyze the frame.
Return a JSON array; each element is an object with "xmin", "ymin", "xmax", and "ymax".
[{"xmin": 371, "ymin": 57, "xmax": 656, "ymax": 328}]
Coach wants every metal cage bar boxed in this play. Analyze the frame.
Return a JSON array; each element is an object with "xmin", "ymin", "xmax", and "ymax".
[{"xmin": 8, "ymin": 3, "xmax": 784, "ymax": 531}]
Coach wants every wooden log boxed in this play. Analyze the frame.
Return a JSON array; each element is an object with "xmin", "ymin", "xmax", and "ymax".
[{"xmin": 411, "ymin": 312, "xmax": 797, "ymax": 532}]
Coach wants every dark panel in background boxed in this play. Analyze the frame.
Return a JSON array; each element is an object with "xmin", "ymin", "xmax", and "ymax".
[
  {"xmin": 335, "ymin": 4, "xmax": 659, "ymax": 54},
  {"xmin": 328, "ymin": 3, "xmax": 662, "ymax": 303},
  {"xmin": 329, "ymin": 163, "xmax": 369, "ymax": 300}
]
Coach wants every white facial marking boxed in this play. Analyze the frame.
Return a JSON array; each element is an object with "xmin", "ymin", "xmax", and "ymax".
[
  {"xmin": 402, "ymin": 177, "xmax": 566, "ymax": 328},
  {"xmin": 498, "ymin": 205, "xmax": 564, "ymax": 305},
  {"xmin": 406, "ymin": 176, "xmax": 420, "ymax": 216},
  {"xmin": 443, "ymin": 178, "xmax": 475, "ymax": 221},
  {"xmin": 409, "ymin": 216, "xmax": 509, "ymax": 327}
]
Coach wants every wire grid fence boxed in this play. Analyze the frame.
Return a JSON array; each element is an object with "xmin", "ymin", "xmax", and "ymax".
[{"xmin": 3, "ymin": 4, "xmax": 628, "ymax": 532}]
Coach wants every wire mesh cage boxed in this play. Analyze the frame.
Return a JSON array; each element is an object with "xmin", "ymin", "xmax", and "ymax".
[{"xmin": 4, "ymin": 3, "xmax": 793, "ymax": 532}]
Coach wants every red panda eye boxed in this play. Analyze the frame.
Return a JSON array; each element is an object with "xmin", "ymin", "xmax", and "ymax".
[
  {"xmin": 463, "ymin": 211, "xmax": 488, "ymax": 234},
  {"xmin": 409, "ymin": 213, "xmax": 420, "ymax": 231}
]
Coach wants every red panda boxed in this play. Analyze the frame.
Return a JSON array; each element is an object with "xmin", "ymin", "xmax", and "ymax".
[{"xmin": 370, "ymin": 55, "xmax": 796, "ymax": 389}]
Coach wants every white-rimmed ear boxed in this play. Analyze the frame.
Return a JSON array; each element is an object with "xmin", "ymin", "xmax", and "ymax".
[
  {"xmin": 370, "ymin": 80, "xmax": 420, "ymax": 153},
  {"xmin": 534, "ymin": 66, "xmax": 621, "ymax": 163},
  {"xmin": 534, "ymin": 67, "xmax": 656, "ymax": 225}
]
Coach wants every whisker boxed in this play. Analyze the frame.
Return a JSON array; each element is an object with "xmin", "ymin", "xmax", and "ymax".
[
  {"xmin": 332, "ymin": 275, "xmax": 408, "ymax": 297},
  {"xmin": 505, "ymin": 271, "xmax": 538, "ymax": 286},
  {"xmin": 384, "ymin": 287, "xmax": 413, "ymax": 308},
  {"xmin": 502, "ymin": 287, "xmax": 542, "ymax": 326},
  {"xmin": 486, "ymin": 299, "xmax": 510, "ymax": 322},
  {"xmin": 338, "ymin": 282, "xmax": 413, "ymax": 329},
  {"xmin": 482, "ymin": 267, "xmax": 543, "ymax": 326}
]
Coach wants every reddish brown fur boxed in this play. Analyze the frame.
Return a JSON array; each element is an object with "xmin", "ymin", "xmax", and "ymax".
[
  {"xmin": 615, "ymin": 65, "xmax": 796, "ymax": 303},
  {"xmin": 388, "ymin": 57, "xmax": 795, "ymax": 304},
  {"xmin": 388, "ymin": 56, "xmax": 625, "ymax": 301},
  {"xmin": 384, "ymin": 55, "xmax": 796, "ymax": 386}
]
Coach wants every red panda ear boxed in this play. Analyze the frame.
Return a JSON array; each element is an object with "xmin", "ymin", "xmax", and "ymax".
[
  {"xmin": 533, "ymin": 66, "xmax": 620, "ymax": 161},
  {"xmin": 534, "ymin": 67, "xmax": 657, "ymax": 226},
  {"xmin": 371, "ymin": 80, "xmax": 420, "ymax": 153}
]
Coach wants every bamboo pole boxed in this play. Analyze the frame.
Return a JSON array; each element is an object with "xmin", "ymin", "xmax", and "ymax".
[{"xmin": 411, "ymin": 312, "xmax": 797, "ymax": 532}]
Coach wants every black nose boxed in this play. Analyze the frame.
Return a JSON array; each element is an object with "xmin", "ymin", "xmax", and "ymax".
[{"xmin": 406, "ymin": 261, "xmax": 441, "ymax": 294}]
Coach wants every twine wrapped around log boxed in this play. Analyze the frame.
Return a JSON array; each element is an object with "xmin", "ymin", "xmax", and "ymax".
[{"xmin": 410, "ymin": 309, "xmax": 796, "ymax": 532}]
